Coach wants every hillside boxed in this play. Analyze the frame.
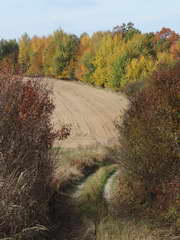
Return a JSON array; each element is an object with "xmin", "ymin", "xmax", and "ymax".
[{"xmin": 50, "ymin": 79, "xmax": 129, "ymax": 148}]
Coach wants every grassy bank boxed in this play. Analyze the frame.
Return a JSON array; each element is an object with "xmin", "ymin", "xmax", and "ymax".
[{"xmin": 49, "ymin": 145, "xmax": 180, "ymax": 240}]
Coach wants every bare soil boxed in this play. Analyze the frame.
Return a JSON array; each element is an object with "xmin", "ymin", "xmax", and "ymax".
[{"xmin": 49, "ymin": 79, "xmax": 129, "ymax": 148}]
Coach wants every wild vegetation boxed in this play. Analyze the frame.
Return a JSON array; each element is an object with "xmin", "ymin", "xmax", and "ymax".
[
  {"xmin": 115, "ymin": 61, "xmax": 180, "ymax": 224},
  {"xmin": 0, "ymin": 67, "xmax": 70, "ymax": 239},
  {"xmin": 0, "ymin": 23, "xmax": 179, "ymax": 92},
  {"xmin": 0, "ymin": 23, "xmax": 179, "ymax": 239}
]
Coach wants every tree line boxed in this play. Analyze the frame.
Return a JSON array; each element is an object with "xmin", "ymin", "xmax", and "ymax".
[{"xmin": 0, "ymin": 23, "xmax": 180, "ymax": 90}]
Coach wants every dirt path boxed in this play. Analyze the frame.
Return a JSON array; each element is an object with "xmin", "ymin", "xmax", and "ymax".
[
  {"xmin": 103, "ymin": 170, "xmax": 120, "ymax": 202},
  {"xmin": 49, "ymin": 79, "xmax": 129, "ymax": 148}
]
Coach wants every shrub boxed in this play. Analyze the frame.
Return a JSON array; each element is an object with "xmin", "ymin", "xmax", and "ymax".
[
  {"xmin": 116, "ymin": 62, "xmax": 180, "ymax": 211},
  {"xmin": 0, "ymin": 68, "xmax": 70, "ymax": 238},
  {"xmin": 122, "ymin": 79, "xmax": 145, "ymax": 97}
]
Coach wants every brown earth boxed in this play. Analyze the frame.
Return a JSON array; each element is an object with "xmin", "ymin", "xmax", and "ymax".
[{"xmin": 49, "ymin": 79, "xmax": 129, "ymax": 148}]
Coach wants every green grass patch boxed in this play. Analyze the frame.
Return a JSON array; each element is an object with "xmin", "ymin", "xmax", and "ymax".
[
  {"xmin": 75, "ymin": 165, "xmax": 118, "ymax": 218},
  {"xmin": 52, "ymin": 145, "xmax": 114, "ymax": 191}
]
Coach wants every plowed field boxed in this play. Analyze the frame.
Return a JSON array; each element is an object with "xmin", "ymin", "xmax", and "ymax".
[{"xmin": 51, "ymin": 79, "xmax": 129, "ymax": 148}]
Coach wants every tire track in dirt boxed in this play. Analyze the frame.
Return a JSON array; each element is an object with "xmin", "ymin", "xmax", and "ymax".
[
  {"xmin": 69, "ymin": 87, "xmax": 114, "ymax": 139},
  {"xmin": 50, "ymin": 79, "xmax": 129, "ymax": 148},
  {"xmin": 55, "ymin": 87, "xmax": 98, "ymax": 143}
]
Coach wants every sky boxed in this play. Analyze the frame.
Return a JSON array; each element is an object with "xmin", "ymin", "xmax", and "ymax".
[{"xmin": 1, "ymin": 0, "xmax": 180, "ymax": 40}]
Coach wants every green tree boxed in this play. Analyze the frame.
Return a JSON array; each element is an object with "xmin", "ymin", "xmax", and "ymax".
[
  {"xmin": 0, "ymin": 39, "xmax": 19, "ymax": 73},
  {"xmin": 113, "ymin": 22, "xmax": 141, "ymax": 41},
  {"xmin": 51, "ymin": 30, "xmax": 79, "ymax": 78},
  {"xmin": 0, "ymin": 39, "xmax": 18, "ymax": 61}
]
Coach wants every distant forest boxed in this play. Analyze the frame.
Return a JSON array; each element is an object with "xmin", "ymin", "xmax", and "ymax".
[{"xmin": 0, "ymin": 23, "xmax": 179, "ymax": 90}]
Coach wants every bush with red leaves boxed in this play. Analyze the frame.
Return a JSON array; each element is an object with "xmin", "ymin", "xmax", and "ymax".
[
  {"xmin": 0, "ymin": 68, "xmax": 70, "ymax": 238},
  {"xmin": 116, "ymin": 62, "xmax": 179, "ymax": 211}
]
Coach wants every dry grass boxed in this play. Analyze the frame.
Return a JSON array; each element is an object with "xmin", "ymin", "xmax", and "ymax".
[
  {"xmin": 95, "ymin": 216, "xmax": 173, "ymax": 240},
  {"xmin": 52, "ymin": 145, "xmax": 112, "ymax": 190},
  {"xmin": 47, "ymin": 145, "xmax": 180, "ymax": 240}
]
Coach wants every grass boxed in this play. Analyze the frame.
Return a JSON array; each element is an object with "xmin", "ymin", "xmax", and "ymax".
[
  {"xmin": 49, "ymin": 145, "xmax": 180, "ymax": 240},
  {"xmin": 75, "ymin": 164, "xmax": 118, "ymax": 203},
  {"xmin": 0, "ymin": 225, "xmax": 48, "ymax": 240},
  {"xmin": 95, "ymin": 215, "xmax": 180, "ymax": 240},
  {"xmin": 71, "ymin": 165, "xmax": 118, "ymax": 228},
  {"xmin": 52, "ymin": 145, "xmax": 113, "ymax": 191}
]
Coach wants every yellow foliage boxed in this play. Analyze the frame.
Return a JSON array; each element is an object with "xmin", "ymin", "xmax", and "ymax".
[
  {"xmin": 170, "ymin": 40, "xmax": 180, "ymax": 59},
  {"xmin": 92, "ymin": 33, "xmax": 123, "ymax": 87},
  {"xmin": 123, "ymin": 34, "xmax": 147, "ymax": 57},
  {"xmin": 124, "ymin": 56, "xmax": 156, "ymax": 84},
  {"xmin": 18, "ymin": 33, "xmax": 31, "ymax": 72},
  {"xmin": 157, "ymin": 52, "xmax": 176, "ymax": 65},
  {"xmin": 43, "ymin": 36, "xmax": 55, "ymax": 76},
  {"xmin": 27, "ymin": 37, "xmax": 46, "ymax": 75},
  {"xmin": 75, "ymin": 34, "xmax": 92, "ymax": 80}
]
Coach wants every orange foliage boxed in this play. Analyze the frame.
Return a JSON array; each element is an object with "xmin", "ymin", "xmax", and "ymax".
[{"xmin": 154, "ymin": 27, "xmax": 179, "ymax": 44}]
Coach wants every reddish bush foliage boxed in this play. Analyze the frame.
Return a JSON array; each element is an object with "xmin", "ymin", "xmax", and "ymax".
[
  {"xmin": 0, "ymin": 68, "xmax": 70, "ymax": 238},
  {"xmin": 116, "ymin": 62, "xmax": 180, "ymax": 212},
  {"xmin": 0, "ymin": 56, "xmax": 20, "ymax": 75}
]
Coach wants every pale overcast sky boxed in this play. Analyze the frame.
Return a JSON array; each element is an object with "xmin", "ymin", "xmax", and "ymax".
[{"xmin": 1, "ymin": 0, "xmax": 180, "ymax": 39}]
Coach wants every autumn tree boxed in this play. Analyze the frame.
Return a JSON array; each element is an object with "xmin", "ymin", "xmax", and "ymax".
[
  {"xmin": 15, "ymin": 26, "xmax": 180, "ymax": 93},
  {"xmin": 50, "ymin": 30, "xmax": 79, "ymax": 78},
  {"xmin": 157, "ymin": 51, "xmax": 175, "ymax": 65},
  {"xmin": 92, "ymin": 33, "xmax": 123, "ymax": 87},
  {"xmin": 154, "ymin": 27, "xmax": 179, "ymax": 53},
  {"xmin": 113, "ymin": 22, "xmax": 141, "ymax": 41},
  {"xmin": 123, "ymin": 56, "xmax": 156, "ymax": 86},
  {"xmin": 26, "ymin": 36, "xmax": 45, "ymax": 75},
  {"xmin": 170, "ymin": 40, "xmax": 180, "ymax": 59},
  {"xmin": 112, "ymin": 33, "xmax": 157, "ymax": 89},
  {"xmin": 116, "ymin": 62, "xmax": 180, "ymax": 212},
  {"xmin": 18, "ymin": 33, "xmax": 31, "ymax": 73},
  {"xmin": 75, "ymin": 33, "xmax": 94, "ymax": 82},
  {"xmin": 43, "ymin": 35, "xmax": 55, "ymax": 76}
]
